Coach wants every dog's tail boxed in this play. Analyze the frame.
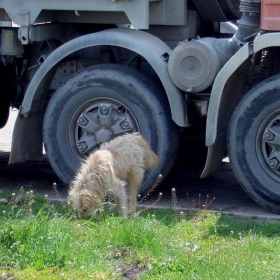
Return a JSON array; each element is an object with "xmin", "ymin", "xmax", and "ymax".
[{"xmin": 138, "ymin": 135, "xmax": 159, "ymax": 169}]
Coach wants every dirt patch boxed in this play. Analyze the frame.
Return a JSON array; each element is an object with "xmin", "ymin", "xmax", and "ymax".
[
  {"xmin": 0, "ymin": 273, "xmax": 17, "ymax": 280},
  {"xmin": 120, "ymin": 260, "xmax": 147, "ymax": 280}
]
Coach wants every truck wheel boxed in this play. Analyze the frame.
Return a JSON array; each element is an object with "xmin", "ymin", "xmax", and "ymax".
[
  {"xmin": 43, "ymin": 64, "xmax": 179, "ymax": 191},
  {"xmin": 218, "ymin": 0, "xmax": 241, "ymax": 20},
  {"xmin": 228, "ymin": 75, "xmax": 280, "ymax": 213}
]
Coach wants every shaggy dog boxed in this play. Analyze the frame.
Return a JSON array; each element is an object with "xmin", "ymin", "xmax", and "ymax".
[{"xmin": 67, "ymin": 133, "xmax": 159, "ymax": 218}]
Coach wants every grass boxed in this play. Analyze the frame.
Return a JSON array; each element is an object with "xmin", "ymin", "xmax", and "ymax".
[{"xmin": 1, "ymin": 188, "xmax": 280, "ymax": 279}]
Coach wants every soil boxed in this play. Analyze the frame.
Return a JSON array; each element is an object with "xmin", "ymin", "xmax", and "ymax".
[
  {"xmin": 0, "ymin": 273, "xmax": 17, "ymax": 280},
  {"xmin": 121, "ymin": 260, "xmax": 146, "ymax": 280},
  {"xmin": 1, "ymin": 110, "xmax": 280, "ymax": 221}
]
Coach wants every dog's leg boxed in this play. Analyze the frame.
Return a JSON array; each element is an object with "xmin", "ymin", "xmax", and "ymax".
[
  {"xmin": 111, "ymin": 178, "xmax": 128, "ymax": 217},
  {"xmin": 128, "ymin": 169, "xmax": 144, "ymax": 214}
]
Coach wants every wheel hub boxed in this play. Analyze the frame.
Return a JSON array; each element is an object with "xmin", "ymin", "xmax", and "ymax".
[
  {"xmin": 257, "ymin": 110, "xmax": 280, "ymax": 180},
  {"xmin": 70, "ymin": 99, "xmax": 139, "ymax": 159},
  {"xmin": 96, "ymin": 128, "xmax": 112, "ymax": 144}
]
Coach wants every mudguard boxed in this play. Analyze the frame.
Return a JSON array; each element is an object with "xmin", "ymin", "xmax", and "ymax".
[
  {"xmin": 21, "ymin": 28, "xmax": 186, "ymax": 126},
  {"xmin": 202, "ymin": 32, "xmax": 280, "ymax": 178}
]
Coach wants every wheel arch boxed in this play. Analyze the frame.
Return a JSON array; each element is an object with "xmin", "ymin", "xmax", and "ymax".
[
  {"xmin": 10, "ymin": 28, "xmax": 186, "ymax": 164},
  {"xmin": 21, "ymin": 28, "xmax": 186, "ymax": 126},
  {"xmin": 202, "ymin": 33, "xmax": 280, "ymax": 178}
]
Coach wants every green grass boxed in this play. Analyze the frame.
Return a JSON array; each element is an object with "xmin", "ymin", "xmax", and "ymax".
[{"xmin": 1, "ymin": 189, "xmax": 280, "ymax": 279}]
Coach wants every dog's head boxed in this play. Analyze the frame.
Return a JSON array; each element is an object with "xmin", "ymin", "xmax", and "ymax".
[
  {"xmin": 67, "ymin": 178, "xmax": 103, "ymax": 219},
  {"xmin": 67, "ymin": 151, "xmax": 111, "ymax": 218}
]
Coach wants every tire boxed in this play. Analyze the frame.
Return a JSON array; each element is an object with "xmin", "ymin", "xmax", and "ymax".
[
  {"xmin": 43, "ymin": 64, "xmax": 179, "ymax": 191},
  {"xmin": 228, "ymin": 75, "xmax": 280, "ymax": 213},
  {"xmin": 217, "ymin": 0, "xmax": 241, "ymax": 20}
]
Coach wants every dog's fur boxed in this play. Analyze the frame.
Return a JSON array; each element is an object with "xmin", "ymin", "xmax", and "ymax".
[{"xmin": 67, "ymin": 133, "xmax": 159, "ymax": 218}]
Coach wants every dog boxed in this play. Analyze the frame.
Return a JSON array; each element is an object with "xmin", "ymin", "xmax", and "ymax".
[{"xmin": 67, "ymin": 132, "xmax": 159, "ymax": 218}]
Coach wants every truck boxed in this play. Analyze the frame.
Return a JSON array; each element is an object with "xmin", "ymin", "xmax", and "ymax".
[{"xmin": 0, "ymin": 0, "xmax": 279, "ymax": 213}]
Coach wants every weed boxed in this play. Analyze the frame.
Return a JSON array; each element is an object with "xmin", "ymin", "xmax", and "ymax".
[
  {"xmin": 171, "ymin": 188, "xmax": 177, "ymax": 213},
  {"xmin": 138, "ymin": 174, "xmax": 163, "ymax": 204}
]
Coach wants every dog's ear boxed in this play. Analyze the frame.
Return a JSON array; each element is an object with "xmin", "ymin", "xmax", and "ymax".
[
  {"xmin": 80, "ymin": 189, "xmax": 96, "ymax": 215},
  {"xmin": 80, "ymin": 189, "xmax": 94, "ymax": 202},
  {"xmin": 92, "ymin": 172, "xmax": 104, "ymax": 186}
]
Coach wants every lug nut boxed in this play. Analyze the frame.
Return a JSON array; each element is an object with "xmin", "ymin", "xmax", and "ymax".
[
  {"xmin": 78, "ymin": 116, "xmax": 85, "ymax": 123},
  {"xmin": 269, "ymin": 158, "xmax": 279, "ymax": 170},
  {"xmin": 264, "ymin": 131, "xmax": 275, "ymax": 141},
  {"xmin": 264, "ymin": 132, "xmax": 271, "ymax": 139},
  {"xmin": 77, "ymin": 115, "xmax": 88, "ymax": 125},
  {"xmin": 77, "ymin": 142, "xmax": 87, "ymax": 152},
  {"xmin": 101, "ymin": 105, "xmax": 108, "ymax": 112},
  {"xmin": 122, "ymin": 120, "xmax": 130, "ymax": 128}
]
